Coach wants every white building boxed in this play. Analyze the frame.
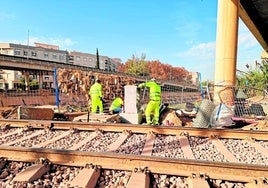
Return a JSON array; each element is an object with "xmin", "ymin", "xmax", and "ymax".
[{"xmin": 0, "ymin": 70, "xmax": 22, "ymax": 90}]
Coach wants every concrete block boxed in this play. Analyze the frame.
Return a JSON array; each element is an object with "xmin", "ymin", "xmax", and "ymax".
[
  {"xmin": 18, "ymin": 106, "xmax": 54, "ymax": 120},
  {"xmin": 120, "ymin": 112, "xmax": 142, "ymax": 124},
  {"xmin": 124, "ymin": 85, "xmax": 139, "ymax": 113}
]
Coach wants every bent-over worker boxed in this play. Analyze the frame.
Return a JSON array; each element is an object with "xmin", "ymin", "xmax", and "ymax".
[
  {"xmin": 138, "ymin": 78, "xmax": 161, "ymax": 125},
  {"xmin": 109, "ymin": 94, "xmax": 124, "ymax": 114}
]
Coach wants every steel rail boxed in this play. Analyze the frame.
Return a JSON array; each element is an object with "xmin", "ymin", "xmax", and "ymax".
[
  {"xmin": 1, "ymin": 119, "xmax": 268, "ymax": 140},
  {"xmin": 0, "ymin": 146, "xmax": 267, "ymax": 183}
]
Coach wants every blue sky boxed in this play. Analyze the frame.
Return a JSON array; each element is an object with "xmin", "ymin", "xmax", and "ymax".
[{"xmin": 0, "ymin": 0, "xmax": 263, "ymax": 81}]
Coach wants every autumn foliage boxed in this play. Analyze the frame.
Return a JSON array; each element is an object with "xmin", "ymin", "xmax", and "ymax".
[{"xmin": 117, "ymin": 54, "xmax": 191, "ymax": 83}]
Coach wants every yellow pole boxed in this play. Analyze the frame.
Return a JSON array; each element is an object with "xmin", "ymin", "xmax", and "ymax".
[{"xmin": 214, "ymin": 0, "xmax": 239, "ymax": 104}]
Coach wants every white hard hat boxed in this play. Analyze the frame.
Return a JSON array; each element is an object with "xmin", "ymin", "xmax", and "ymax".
[{"xmin": 150, "ymin": 78, "xmax": 156, "ymax": 81}]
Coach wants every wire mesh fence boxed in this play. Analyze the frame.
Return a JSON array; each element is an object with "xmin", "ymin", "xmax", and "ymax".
[
  {"xmin": 139, "ymin": 83, "xmax": 201, "ymax": 107},
  {"xmin": 0, "ymin": 78, "xmax": 202, "ymax": 113},
  {"xmin": 0, "ymin": 89, "xmax": 56, "ymax": 107},
  {"xmin": 1, "ymin": 70, "xmax": 267, "ymax": 122},
  {"xmin": 216, "ymin": 85, "xmax": 268, "ymax": 119}
]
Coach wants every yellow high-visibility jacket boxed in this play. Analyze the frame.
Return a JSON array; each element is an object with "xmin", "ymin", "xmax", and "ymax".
[
  {"xmin": 109, "ymin": 97, "xmax": 123, "ymax": 111},
  {"xmin": 138, "ymin": 81, "xmax": 161, "ymax": 101},
  {"xmin": 89, "ymin": 82, "xmax": 102, "ymax": 99}
]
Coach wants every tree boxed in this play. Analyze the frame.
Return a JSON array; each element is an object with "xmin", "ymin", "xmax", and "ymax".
[
  {"xmin": 116, "ymin": 63, "xmax": 126, "ymax": 73},
  {"xmin": 124, "ymin": 54, "xmax": 149, "ymax": 76},
  {"xmin": 118, "ymin": 53, "xmax": 191, "ymax": 83},
  {"xmin": 147, "ymin": 61, "xmax": 190, "ymax": 82},
  {"xmin": 96, "ymin": 48, "xmax": 100, "ymax": 69},
  {"xmin": 29, "ymin": 79, "xmax": 39, "ymax": 90},
  {"xmin": 259, "ymin": 59, "xmax": 268, "ymax": 89},
  {"xmin": 236, "ymin": 60, "xmax": 268, "ymax": 91}
]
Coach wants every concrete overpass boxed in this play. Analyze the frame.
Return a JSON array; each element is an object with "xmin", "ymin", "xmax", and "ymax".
[
  {"xmin": 214, "ymin": 0, "xmax": 268, "ymax": 103},
  {"xmin": 0, "ymin": 54, "xmax": 92, "ymax": 72},
  {"xmin": 0, "ymin": 54, "xmax": 103, "ymax": 91}
]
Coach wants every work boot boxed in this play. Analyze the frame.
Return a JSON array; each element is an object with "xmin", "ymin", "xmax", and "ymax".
[{"xmin": 153, "ymin": 121, "xmax": 159, "ymax": 126}]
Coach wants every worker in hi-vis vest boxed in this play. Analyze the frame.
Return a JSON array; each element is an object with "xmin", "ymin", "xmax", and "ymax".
[
  {"xmin": 109, "ymin": 94, "xmax": 124, "ymax": 114},
  {"xmin": 89, "ymin": 79, "xmax": 103, "ymax": 113},
  {"xmin": 138, "ymin": 78, "xmax": 161, "ymax": 125}
]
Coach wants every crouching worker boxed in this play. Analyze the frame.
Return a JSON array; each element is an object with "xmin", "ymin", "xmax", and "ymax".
[
  {"xmin": 109, "ymin": 94, "xmax": 124, "ymax": 114},
  {"xmin": 138, "ymin": 78, "xmax": 161, "ymax": 125}
]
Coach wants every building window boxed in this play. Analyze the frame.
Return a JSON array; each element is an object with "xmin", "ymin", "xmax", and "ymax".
[
  {"xmin": 32, "ymin": 75, "xmax": 38, "ymax": 79},
  {"xmin": 59, "ymin": 55, "xmax": 65, "ymax": 61},
  {"xmin": 15, "ymin": 74, "xmax": 22, "ymax": 79},
  {"xmin": 44, "ymin": 53, "xmax": 49, "ymax": 59},
  {"xmin": 84, "ymin": 57, "xmax": 87, "ymax": 62},
  {"xmin": 31, "ymin": 51, "xmax": 37, "ymax": 57},
  {"xmin": 52, "ymin": 54, "xmax": 57, "ymax": 59},
  {"xmin": 23, "ymin": 51, "xmax": 28, "ymax": 56},
  {"xmin": 76, "ymin": 56, "xmax": 81, "ymax": 61},
  {"xmin": 14, "ymin": 50, "xmax": 21, "ymax": 55},
  {"xmin": 68, "ymin": 55, "xmax": 74, "ymax": 61}
]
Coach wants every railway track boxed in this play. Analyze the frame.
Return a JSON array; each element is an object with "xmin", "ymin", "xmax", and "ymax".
[{"xmin": 0, "ymin": 119, "xmax": 268, "ymax": 187}]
